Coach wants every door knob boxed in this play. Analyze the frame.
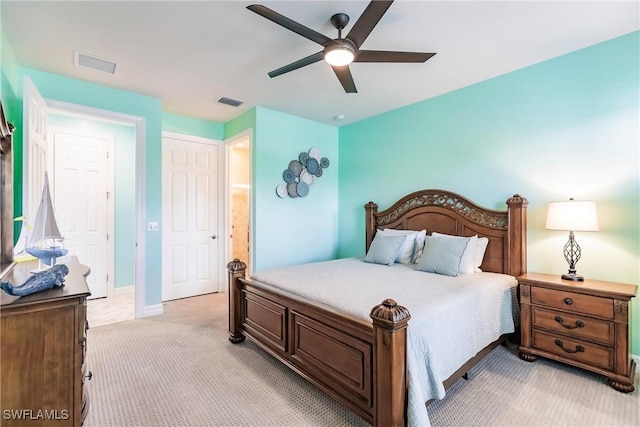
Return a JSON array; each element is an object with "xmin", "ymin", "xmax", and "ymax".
[{"xmin": 210, "ymin": 235, "xmax": 217, "ymax": 240}]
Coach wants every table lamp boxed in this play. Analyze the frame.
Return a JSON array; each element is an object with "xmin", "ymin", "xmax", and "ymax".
[{"xmin": 545, "ymin": 198, "xmax": 599, "ymax": 281}]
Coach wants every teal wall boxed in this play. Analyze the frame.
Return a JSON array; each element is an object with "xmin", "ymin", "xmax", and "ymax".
[
  {"xmin": 1, "ymin": 25, "xmax": 22, "ymax": 239},
  {"xmin": 1, "ymin": 25, "xmax": 20, "ymax": 121},
  {"xmin": 338, "ymin": 32, "xmax": 640, "ymax": 354},
  {"xmin": 226, "ymin": 107, "xmax": 339, "ymax": 272},
  {"xmin": 224, "ymin": 107, "xmax": 256, "ymax": 141},
  {"xmin": 162, "ymin": 111, "xmax": 224, "ymax": 140},
  {"xmin": 48, "ymin": 114, "xmax": 136, "ymax": 289}
]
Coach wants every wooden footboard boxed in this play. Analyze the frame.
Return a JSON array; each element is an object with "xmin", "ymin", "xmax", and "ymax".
[{"xmin": 228, "ymin": 259, "xmax": 410, "ymax": 426}]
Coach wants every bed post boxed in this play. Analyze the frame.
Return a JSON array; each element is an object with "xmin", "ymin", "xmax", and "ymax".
[
  {"xmin": 227, "ymin": 259, "xmax": 247, "ymax": 344},
  {"xmin": 370, "ymin": 299, "xmax": 411, "ymax": 427},
  {"xmin": 506, "ymin": 194, "xmax": 528, "ymax": 277},
  {"xmin": 365, "ymin": 202, "xmax": 378, "ymax": 252}
]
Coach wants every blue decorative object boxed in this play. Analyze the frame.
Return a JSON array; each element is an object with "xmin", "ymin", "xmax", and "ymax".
[
  {"xmin": 0, "ymin": 264, "xmax": 69, "ymax": 297},
  {"xmin": 283, "ymin": 169, "xmax": 296, "ymax": 183},
  {"xmin": 306, "ymin": 157, "xmax": 319, "ymax": 175},
  {"xmin": 276, "ymin": 147, "xmax": 330, "ymax": 198},
  {"xmin": 24, "ymin": 172, "xmax": 69, "ymax": 267},
  {"xmin": 297, "ymin": 181, "xmax": 309, "ymax": 197},
  {"xmin": 25, "ymin": 247, "xmax": 68, "ymax": 267}
]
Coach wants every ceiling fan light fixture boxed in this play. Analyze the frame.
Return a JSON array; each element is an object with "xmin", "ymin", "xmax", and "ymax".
[{"xmin": 324, "ymin": 46, "xmax": 355, "ymax": 66}]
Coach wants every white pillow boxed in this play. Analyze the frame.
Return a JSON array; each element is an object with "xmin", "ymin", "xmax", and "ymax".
[
  {"xmin": 378, "ymin": 229, "xmax": 427, "ymax": 264},
  {"xmin": 474, "ymin": 237, "xmax": 489, "ymax": 272},
  {"xmin": 431, "ymin": 232, "xmax": 479, "ymax": 274},
  {"xmin": 364, "ymin": 234, "xmax": 407, "ymax": 266},
  {"xmin": 415, "ymin": 235, "xmax": 470, "ymax": 277}
]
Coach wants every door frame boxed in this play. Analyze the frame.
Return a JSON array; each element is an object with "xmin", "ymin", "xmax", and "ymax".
[
  {"xmin": 162, "ymin": 131, "xmax": 226, "ymax": 296},
  {"xmin": 46, "ymin": 99, "xmax": 147, "ymax": 318},
  {"xmin": 47, "ymin": 125, "xmax": 115, "ymax": 298},
  {"xmin": 224, "ymin": 129, "xmax": 253, "ymax": 284}
]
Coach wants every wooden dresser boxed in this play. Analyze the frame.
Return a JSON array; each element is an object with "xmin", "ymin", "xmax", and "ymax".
[
  {"xmin": 1, "ymin": 257, "xmax": 91, "ymax": 426},
  {"xmin": 518, "ymin": 272, "xmax": 638, "ymax": 392}
]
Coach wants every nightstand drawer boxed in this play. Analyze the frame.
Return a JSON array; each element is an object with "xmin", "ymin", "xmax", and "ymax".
[
  {"xmin": 532, "ymin": 307, "xmax": 614, "ymax": 346},
  {"xmin": 531, "ymin": 287, "xmax": 613, "ymax": 319},
  {"xmin": 532, "ymin": 330, "xmax": 614, "ymax": 371}
]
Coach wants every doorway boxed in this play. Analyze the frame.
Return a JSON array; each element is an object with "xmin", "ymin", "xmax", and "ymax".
[
  {"xmin": 226, "ymin": 131, "xmax": 252, "ymax": 277},
  {"xmin": 44, "ymin": 98, "xmax": 144, "ymax": 321},
  {"xmin": 46, "ymin": 110, "xmax": 137, "ymax": 326}
]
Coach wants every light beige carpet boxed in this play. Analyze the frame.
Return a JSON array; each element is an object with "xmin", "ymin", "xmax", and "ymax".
[{"xmin": 85, "ymin": 293, "xmax": 639, "ymax": 427}]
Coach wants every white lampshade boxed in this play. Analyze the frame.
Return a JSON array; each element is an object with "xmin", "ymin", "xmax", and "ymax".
[
  {"xmin": 324, "ymin": 47, "xmax": 355, "ymax": 66},
  {"xmin": 545, "ymin": 200, "xmax": 599, "ymax": 232}
]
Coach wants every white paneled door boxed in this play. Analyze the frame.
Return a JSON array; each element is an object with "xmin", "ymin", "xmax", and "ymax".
[
  {"xmin": 23, "ymin": 77, "xmax": 48, "ymax": 223},
  {"xmin": 52, "ymin": 129, "xmax": 113, "ymax": 299},
  {"xmin": 162, "ymin": 135, "xmax": 221, "ymax": 301}
]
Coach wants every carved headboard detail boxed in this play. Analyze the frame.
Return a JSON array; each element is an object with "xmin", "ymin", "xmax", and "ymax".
[{"xmin": 365, "ymin": 189, "xmax": 528, "ymax": 277}]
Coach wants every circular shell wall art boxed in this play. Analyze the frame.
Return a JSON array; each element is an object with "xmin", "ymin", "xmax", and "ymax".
[{"xmin": 276, "ymin": 147, "xmax": 330, "ymax": 198}]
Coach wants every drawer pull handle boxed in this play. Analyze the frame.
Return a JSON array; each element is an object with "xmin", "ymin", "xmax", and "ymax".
[
  {"xmin": 554, "ymin": 339, "xmax": 584, "ymax": 354},
  {"xmin": 563, "ymin": 298, "xmax": 573, "ymax": 305},
  {"xmin": 554, "ymin": 315, "xmax": 585, "ymax": 329}
]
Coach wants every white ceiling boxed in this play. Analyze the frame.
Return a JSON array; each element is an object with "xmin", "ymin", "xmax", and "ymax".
[{"xmin": 2, "ymin": 1, "xmax": 638, "ymax": 126}]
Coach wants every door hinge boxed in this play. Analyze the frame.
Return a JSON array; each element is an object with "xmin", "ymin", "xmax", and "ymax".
[
  {"xmin": 106, "ymin": 191, "xmax": 111, "ymax": 199},
  {"xmin": 106, "ymin": 233, "xmax": 109, "ymax": 241},
  {"xmin": 106, "ymin": 274, "xmax": 109, "ymax": 283}
]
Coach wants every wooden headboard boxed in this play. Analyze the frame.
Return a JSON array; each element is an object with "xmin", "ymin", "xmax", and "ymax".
[{"xmin": 365, "ymin": 189, "xmax": 528, "ymax": 277}]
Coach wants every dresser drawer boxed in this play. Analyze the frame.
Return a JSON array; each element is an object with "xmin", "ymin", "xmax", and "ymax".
[
  {"xmin": 532, "ymin": 307, "xmax": 614, "ymax": 346},
  {"xmin": 532, "ymin": 330, "xmax": 614, "ymax": 371},
  {"xmin": 531, "ymin": 287, "xmax": 613, "ymax": 319}
]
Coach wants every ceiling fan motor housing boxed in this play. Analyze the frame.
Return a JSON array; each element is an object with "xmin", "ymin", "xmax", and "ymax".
[{"xmin": 330, "ymin": 13, "xmax": 350, "ymax": 31}]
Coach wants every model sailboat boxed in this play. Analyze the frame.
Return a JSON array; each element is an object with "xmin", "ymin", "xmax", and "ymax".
[{"xmin": 25, "ymin": 172, "xmax": 68, "ymax": 266}]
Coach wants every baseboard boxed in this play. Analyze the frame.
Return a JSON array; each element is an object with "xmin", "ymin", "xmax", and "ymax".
[{"xmin": 142, "ymin": 303, "xmax": 164, "ymax": 317}]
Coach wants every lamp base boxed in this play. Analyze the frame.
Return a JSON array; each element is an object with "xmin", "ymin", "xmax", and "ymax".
[{"xmin": 562, "ymin": 273, "xmax": 584, "ymax": 282}]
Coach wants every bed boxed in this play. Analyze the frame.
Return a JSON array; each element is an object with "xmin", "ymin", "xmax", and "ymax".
[{"xmin": 227, "ymin": 189, "xmax": 528, "ymax": 426}]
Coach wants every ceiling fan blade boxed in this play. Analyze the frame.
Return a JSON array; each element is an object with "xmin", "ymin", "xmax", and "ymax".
[
  {"xmin": 247, "ymin": 5, "xmax": 334, "ymax": 46},
  {"xmin": 346, "ymin": 0, "xmax": 394, "ymax": 49},
  {"xmin": 332, "ymin": 66, "xmax": 357, "ymax": 93},
  {"xmin": 355, "ymin": 50, "xmax": 436, "ymax": 63},
  {"xmin": 268, "ymin": 51, "xmax": 325, "ymax": 78}
]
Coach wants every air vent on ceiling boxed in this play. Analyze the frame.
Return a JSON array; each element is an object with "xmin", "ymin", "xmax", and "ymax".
[
  {"xmin": 217, "ymin": 96, "xmax": 243, "ymax": 107},
  {"xmin": 74, "ymin": 51, "xmax": 117, "ymax": 75}
]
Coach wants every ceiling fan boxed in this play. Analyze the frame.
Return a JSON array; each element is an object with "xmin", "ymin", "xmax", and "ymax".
[{"xmin": 247, "ymin": 1, "xmax": 436, "ymax": 93}]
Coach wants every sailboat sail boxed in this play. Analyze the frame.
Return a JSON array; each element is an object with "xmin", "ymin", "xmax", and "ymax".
[
  {"xmin": 13, "ymin": 216, "xmax": 28, "ymax": 255},
  {"xmin": 25, "ymin": 172, "xmax": 67, "ymax": 266}
]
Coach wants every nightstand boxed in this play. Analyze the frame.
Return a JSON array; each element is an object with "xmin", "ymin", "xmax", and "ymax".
[{"xmin": 518, "ymin": 272, "xmax": 638, "ymax": 392}]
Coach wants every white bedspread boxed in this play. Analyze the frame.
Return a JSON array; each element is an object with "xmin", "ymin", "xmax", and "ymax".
[{"xmin": 251, "ymin": 257, "xmax": 517, "ymax": 427}]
